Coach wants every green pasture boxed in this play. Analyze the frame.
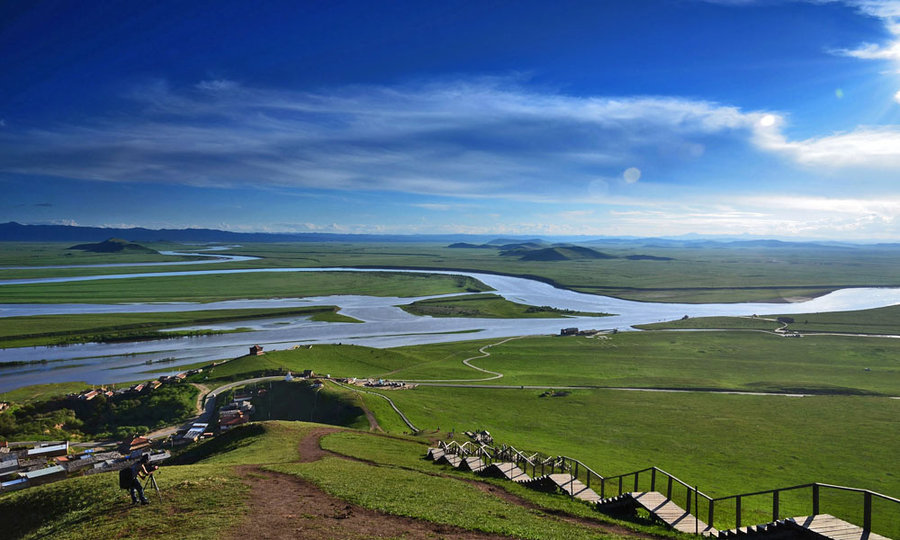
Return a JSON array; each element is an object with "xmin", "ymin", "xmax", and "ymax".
[
  {"xmin": 400, "ymin": 292, "xmax": 611, "ymax": 318},
  {"xmin": 0, "ymin": 270, "xmax": 490, "ymax": 304},
  {"xmin": 200, "ymin": 331, "xmax": 900, "ymax": 396},
  {"xmin": 216, "ymin": 242, "xmax": 900, "ymax": 303},
  {"xmin": 412, "ymin": 333, "xmax": 900, "ymax": 395},
  {"xmin": 638, "ymin": 304, "xmax": 900, "ymax": 335},
  {"xmin": 0, "ymin": 242, "xmax": 202, "ymax": 268},
  {"xmin": 0, "ymin": 382, "xmax": 92, "ymax": 404},
  {"xmin": 5, "ymin": 241, "xmax": 900, "ymax": 303},
  {"xmin": 376, "ymin": 386, "xmax": 899, "ymax": 536},
  {"xmin": 0, "ymin": 307, "xmax": 360, "ymax": 348}
]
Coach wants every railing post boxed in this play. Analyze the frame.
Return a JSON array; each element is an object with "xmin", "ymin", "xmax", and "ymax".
[
  {"xmin": 667, "ymin": 476, "xmax": 673, "ymax": 500},
  {"xmin": 695, "ymin": 486, "xmax": 699, "ymax": 535},
  {"xmin": 773, "ymin": 490, "xmax": 779, "ymax": 522},
  {"xmin": 651, "ymin": 468, "xmax": 656, "ymax": 492},
  {"xmin": 812, "ymin": 484, "xmax": 820, "ymax": 515},
  {"xmin": 736, "ymin": 496, "xmax": 742, "ymax": 528},
  {"xmin": 618, "ymin": 476, "xmax": 623, "ymax": 496},
  {"xmin": 600, "ymin": 478, "xmax": 605, "ymax": 499},
  {"xmin": 708, "ymin": 500, "xmax": 715, "ymax": 531},
  {"xmin": 864, "ymin": 491, "xmax": 872, "ymax": 531},
  {"xmin": 634, "ymin": 471, "xmax": 639, "ymax": 492},
  {"xmin": 575, "ymin": 461, "xmax": 579, "ymax": 482},
  {"xmin": 686, "ymin": 485, "xmax": 692, "ymax": 514}
]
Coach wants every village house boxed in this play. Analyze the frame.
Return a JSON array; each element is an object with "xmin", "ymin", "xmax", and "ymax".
[{"xmin": 249, "ymin": 344, "xmax": 264, "ymax": 356}]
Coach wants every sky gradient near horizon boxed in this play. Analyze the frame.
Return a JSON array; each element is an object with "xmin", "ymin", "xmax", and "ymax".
[{"xmin": 3, "ymin": 0, "xmax": 900, "ymax": 240}]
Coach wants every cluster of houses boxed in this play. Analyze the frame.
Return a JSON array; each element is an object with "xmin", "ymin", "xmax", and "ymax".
[
  {"xmin": 218, "ymin": 396, "xmax": 255, "ymax": 432},
  {"xmin": 70, "ymin": 368, "xmax": 204, "ymax": 401},
  {"xmin": 0, "ymin": 440, "xmax": 169, "ymax": 494},
  {"xmin": 360, "ymin": 378, "xmax": 417, "ymax": 389},
  {"xmin": 559, "ymin": 327, "xmax": 609, "ymax": 337}
]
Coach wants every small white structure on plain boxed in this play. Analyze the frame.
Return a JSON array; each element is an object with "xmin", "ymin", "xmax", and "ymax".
[{"xmin": 285, "ymin": 372, "xmax": 294, "ymax": 382}]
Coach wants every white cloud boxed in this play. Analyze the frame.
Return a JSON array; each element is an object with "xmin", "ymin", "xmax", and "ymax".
[
  {"xmin": 895, "ymin": 89, "xmax": 900, "ymax": 103},
  {"xmin": 754, "ymin": 121, "xmax": 900, "ymax": 167},
  {"xmin": 0, "ymin": 79, "xmax": 762, "ymax": 199},
  {"xmin": 832, "ymin": 1, "xmax": 900, "ymax": 60}
]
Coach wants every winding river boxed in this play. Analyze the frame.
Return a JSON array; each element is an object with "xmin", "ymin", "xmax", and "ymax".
[{"xmin": 1, "ymin": 260, "xmax": 899, "ymax": 393}]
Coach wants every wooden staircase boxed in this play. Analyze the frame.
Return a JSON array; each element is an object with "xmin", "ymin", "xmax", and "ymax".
[
  {"xmin": 480, "ymin": 462, "xmax": 530, "ymax": 483},
  {"xmin": 717, "ymin": 514, "xmax": 892, "ymax": 540},
  {"xmin": 596, "ymin": 491, "xmax": 716, "ymax": 536},
  {"xmin": 425, "ymin": 445, "xmax": 896, "ymax": 540}
]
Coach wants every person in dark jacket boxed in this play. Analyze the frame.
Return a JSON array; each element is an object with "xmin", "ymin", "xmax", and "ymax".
[{"xmin": 130, "ymin": 454, "xmax": 151, "ymax": 505}]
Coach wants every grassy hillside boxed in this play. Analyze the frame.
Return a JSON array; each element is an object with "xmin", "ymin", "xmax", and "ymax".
[{"xmin": 2, "ymin": 421, "xmax": 669, "ymax": 539}]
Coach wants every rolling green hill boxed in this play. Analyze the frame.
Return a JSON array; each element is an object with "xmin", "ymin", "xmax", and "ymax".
[
  {"xmin": 68, "ymin": 238, "xmax": 157, "ymax": 254},
  {"xmin": 0, "ymin": 421, "xmax": 666, "ymax": 540}
]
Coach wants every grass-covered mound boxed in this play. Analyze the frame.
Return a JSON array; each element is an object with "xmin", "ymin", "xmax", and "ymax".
[
  {"xmin": 68, "ymin": 238, "xmax": 157, "ymax": 254},
  {"xmin": 400, "ymin": 293, "xmax": 612, "ymax": 318}
]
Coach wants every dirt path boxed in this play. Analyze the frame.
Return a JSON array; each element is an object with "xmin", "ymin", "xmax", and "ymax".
[
  {"xmin": 228, "ymin": 466, "xmax": 507, "ymax": 539},
  {"xmin": 289, "ymin": 428, "xmax": 659, "ymax": 539},
  {"xmin": 192, "ymin": 383, "xmax": 210, "ymax": 414}
]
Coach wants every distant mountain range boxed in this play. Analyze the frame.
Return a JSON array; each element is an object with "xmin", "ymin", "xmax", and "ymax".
[{"xmin": 1, "ymin": 222, "xmax": 897, "ymax": 248}]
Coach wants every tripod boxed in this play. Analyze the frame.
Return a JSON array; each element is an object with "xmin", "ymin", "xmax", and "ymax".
[{"xmin": 143, "ymin": 472, "xmax": 162, "ymax": 503}]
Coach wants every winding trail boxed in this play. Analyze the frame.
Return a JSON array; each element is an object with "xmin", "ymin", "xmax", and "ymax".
[{"xmin": 403, "ymin": 336, "xmax": 522, "ymax": 383}]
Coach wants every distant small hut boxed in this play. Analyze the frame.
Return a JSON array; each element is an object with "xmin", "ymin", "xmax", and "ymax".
[
  {"xmin": 250, "ymin": 344, "xmax": 264, "ymax": 356},
  {"xmin": 560, "ymin": 327, "xmax": 578, "ymax": 336}
]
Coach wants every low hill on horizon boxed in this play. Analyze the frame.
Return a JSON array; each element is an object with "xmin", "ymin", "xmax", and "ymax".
[{"xmin": 68, "ymin": 238, "xmax": 158, "ymax": 254}]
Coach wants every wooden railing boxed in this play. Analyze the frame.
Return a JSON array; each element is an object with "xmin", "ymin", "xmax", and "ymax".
[
  {"xmin": 708, "ymin": 482, "xmax": 900, "ymax": 533},
  {"xmin": 437, "ymin": 440, "xmax": 899, "ymax": 537}
]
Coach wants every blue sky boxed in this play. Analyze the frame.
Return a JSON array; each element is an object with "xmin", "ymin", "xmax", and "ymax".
[{"xmin": 3, "ymin": 1, "xmax": 900, "ymax": 239}]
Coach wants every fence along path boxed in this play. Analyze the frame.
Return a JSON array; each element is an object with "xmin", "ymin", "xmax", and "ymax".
[{"xmin": 425, "ymin": 441, "xmax": 897, "ymax": 539}]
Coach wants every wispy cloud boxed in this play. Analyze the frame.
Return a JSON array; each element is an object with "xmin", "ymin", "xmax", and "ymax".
[
  {"xmin": 832, "ymin": 1, "xmax": 900, "ymax": 63},
  {"xmin": 0, "ymin": 78, "xmax": 765, "ymax": 200}
]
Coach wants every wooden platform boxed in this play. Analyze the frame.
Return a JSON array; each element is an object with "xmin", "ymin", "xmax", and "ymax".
[
  {"xmin": 784, "ymin": 514, "xmax": 890, "ymax": 540},
  {"xmin": 458, "ymin": 456, "xmax": 486, "ymax": 473},
  {"xmin": 480, "ymin": 462, "xmax": 530, "ymax": 483},
  {"xmin": 597, "ymin": 491, "xmax": 717, "ymax": 536}
]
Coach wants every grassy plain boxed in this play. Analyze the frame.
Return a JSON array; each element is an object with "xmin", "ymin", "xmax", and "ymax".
[
  {"xmin": 180, "ymin": 331, "xmax": 898, "ymax": 534},
  {"xmin": 201, "ymin": 331, "xmax": 899, "ymax": 395},
  {"xmin": 401, "ymin": 292, "xmax": 611, "ymax": 318},
  {"xmin": 0, "ymin": 306, "xmax": 360, "ymax": 348},
  {"xmin": 5, "ymin": 241, "xmax": 900, "ymax": 303},
  {"xmin": 216, "ymin": 242, "xmax": 900, "ymax": 303},
  {"xmin": 637, "ymin": 304, "xmax": 900, "ymax": 335},
  {"xmin": 0, "ymin": 270, "xmax": 489, "ymax": 303},
  {"xmin": 0, "ymin": 242, "xmax": 202, "ymax": 268}
]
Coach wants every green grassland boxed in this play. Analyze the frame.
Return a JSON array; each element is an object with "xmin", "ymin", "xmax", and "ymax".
[
  {"xmin": 5, "ymin": 241, "xmax": 900, "ymax": 303},
  {"xmin": 213, "ymin": 241, "xmax": 900, "ymax": 303},
  {"xmin": 166, "ymin": 421, "xmax": 661, "ymax": 539},
  {"xmin": 0, "ymin": 270, "xmax": 490, "ymax": 303},
  {"xmin": 198, "ymin": 331, "xmax": 899, "ymax": 396},
  {"xmin": 0, "ymin": 306, "xmax": 361, "ymax": 348},
  {"xmin": 0, "ymin": 382, "xmax": 93, "ymax": 404},
  {"xmin": 170, "ymin": 329, "xmax": 898, "ymax": 534},
  {"xmin": 0, "ymin": 463, "xmax": 248, "ymax": 540},
  {"xmin": 637, "ymin": 304, "xmax": 900, "ymax": 335},
  {"xmin": 400, "ymin": 292, "xmax": 612, "ymax": 318},
  {"xmin": 376, "ymin": 386, "xmax": 898, "ymax": 535},
  {"xmin": 0, "ymin": 242, "xmax": 204, "ymax": 268}
]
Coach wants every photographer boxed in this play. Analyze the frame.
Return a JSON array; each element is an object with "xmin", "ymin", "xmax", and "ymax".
[{"xmin": 129, "ymin": 454, "xmax": 155, "ymax": 506}]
